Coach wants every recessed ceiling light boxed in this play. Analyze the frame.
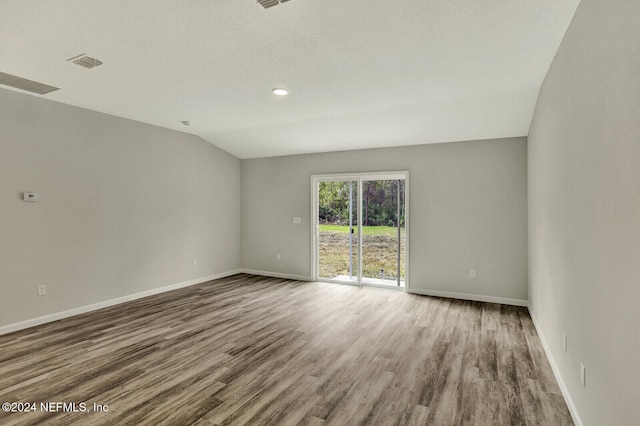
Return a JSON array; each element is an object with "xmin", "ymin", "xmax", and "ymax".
[
  {"xmin": 272, "ymin": 87, "xmax": 288, "ymax": 96},
  {"xmin": 180, "ymin": 120, "xmax": 191, "ymax": 126}
]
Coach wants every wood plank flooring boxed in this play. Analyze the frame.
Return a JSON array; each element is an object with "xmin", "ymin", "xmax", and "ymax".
[{"xmin": 0, "ymin": 274, "xmax": 573, "ymax": 425}]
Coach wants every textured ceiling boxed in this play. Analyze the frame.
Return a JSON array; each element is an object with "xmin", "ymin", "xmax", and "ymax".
[{"xmin": 0, "ymin": 0, "xmax": 580, "ymax": 159}]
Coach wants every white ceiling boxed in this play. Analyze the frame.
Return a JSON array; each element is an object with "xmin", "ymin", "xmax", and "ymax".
[{"xmin": 0, "ymin": 0, "xmax": 580, "ymax": 159}]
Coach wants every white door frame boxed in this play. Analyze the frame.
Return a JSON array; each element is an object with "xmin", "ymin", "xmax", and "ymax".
[{"xmin": 311, "ymin": 171, "xmax": 410, "ymax": 291}]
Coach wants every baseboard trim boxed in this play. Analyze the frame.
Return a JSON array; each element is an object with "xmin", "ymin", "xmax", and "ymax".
[
  {"xmin": 239, "ymin": 269, "xmax": 312, "ymax": 282},
  {"xmin": 527, "ymin": 306, "xmax": 583, "ymax": 426},
  {"xmin": 407, "ymin": 287, "xmax": 528, "ymax": 307},
  {"xmin": 0, "ymin": 269, "xmax": 243, "ymax": 336}
]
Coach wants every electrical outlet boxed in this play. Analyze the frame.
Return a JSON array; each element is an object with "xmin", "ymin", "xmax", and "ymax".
[
  {"xmin": 580, "ymin": 363, "xmax": 586, "ymax": 387},
  {"xmin": 469, "ymin": 269, "xmax": 477, "ymax": 278},
  {"xmin": 37, "ymin": 285, "xmax": 46, "ymax": 296},
  {"xmin": 276, "ymin": 253, "xmax": 281, "ymax": 261},
  {"xmin": 192, "ymin": 258, "xmax": 197, "ymax": 266},
  {"xmin": 563, "ymin": 334, "xmax": 568, "ymax": 352}
]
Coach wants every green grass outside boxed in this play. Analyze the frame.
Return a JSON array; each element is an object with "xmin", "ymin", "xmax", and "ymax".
[{"xmin": 319, "ymin": 224, "xmax": 403, "ymax": 236}]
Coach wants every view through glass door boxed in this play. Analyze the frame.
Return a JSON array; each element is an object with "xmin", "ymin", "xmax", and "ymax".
[
  {"xmin": 314, "ymin": 173, "xmax": 407, "ymax": 288},
  {"xmin": 317, "ymin": 180, "xmax": 359, "ymax": 283},
  {"xmin": 361, "ymin": 178, "xmax": 405, "ymax": 287}
]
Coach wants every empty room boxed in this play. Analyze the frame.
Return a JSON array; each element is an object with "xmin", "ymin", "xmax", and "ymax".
[{"xmin": 1, "ymin": 0, "xmax": 638, "ymax": 425}]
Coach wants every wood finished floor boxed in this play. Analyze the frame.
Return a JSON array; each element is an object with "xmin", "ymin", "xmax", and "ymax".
[{"xmin": 0, "ymin": 274, "xmax": 573, "ymax": 426}]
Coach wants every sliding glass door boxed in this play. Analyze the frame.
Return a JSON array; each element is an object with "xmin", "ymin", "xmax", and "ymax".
[{"xmin": 313, "ymin": 172, "xmax": 408, "ymax": 289}]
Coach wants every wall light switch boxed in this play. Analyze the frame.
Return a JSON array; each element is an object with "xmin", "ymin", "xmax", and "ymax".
[
  {"xmin": 38, "ymin": 285, "xmax": 46, "ymax": 296},
  {"xmin": 469, "ymin": 269, "xmax": 477, "ymax": 278},
  {"xmin": 192, "ymin": 258, "xmax": 197, "ymax": 266},
  {"xmin": 293, "ymin": 217, "xmax": 302, "ymax": 224}
]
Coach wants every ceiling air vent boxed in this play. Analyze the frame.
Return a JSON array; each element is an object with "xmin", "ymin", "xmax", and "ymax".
[
  {"xmin": 255, "ymin": 0, "xmax": 291, "ymax": 9},
  {"xmin": 67, "ymin": 53, "xmax": 103, "ymax": 69},
  {"xmin": 0, "ymin": 71, "xmax": 59, "ymax": 95}
]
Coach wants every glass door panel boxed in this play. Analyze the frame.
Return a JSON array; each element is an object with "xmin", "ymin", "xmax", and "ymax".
[
  {"xmin": 317, "ymin": 180, "xmax": 359, "ymax": 283},
  {"xmin": 361, "ymin": 179, "xmax": 405, "ymax": 287}
]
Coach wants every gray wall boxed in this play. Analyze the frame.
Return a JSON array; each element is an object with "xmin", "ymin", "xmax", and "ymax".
[
  {"xmin": 242, "ymin": 138, "xmax": 528, "ymax": 302},
  {"xmin": 0, "ymin": 88, "xmax": 241, "ymax": 328},
  {"xmin": 528, "ymin": 0, "xmax": 640, "ymax": 424},
  {"xmin": 1, "ymin": 86, "xmax": 527, "ymax": 330}
]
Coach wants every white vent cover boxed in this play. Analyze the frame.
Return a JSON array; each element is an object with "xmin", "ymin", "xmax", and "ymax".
[
  {"xmin": 0, "ymin": 71, "xmax": 59, "ymax": 95},
  {"xmin": 67, "ymin": 54, "xmax": 103, "ymax": 69},
  {"xmin": 255, "ymin": 0, "xmax": 291, "ymax": 9}
]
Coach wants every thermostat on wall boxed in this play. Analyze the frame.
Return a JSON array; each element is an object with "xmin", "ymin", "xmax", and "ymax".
[{"xmin": 23, "ymin": 192, "xmax": 38, "ymax": 202}]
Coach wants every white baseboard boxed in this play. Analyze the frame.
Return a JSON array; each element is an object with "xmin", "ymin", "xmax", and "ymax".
[
  {"xmin": 0, "ymin": 269, "xmax": 243, "ymax": 336},
  {"xmin": 527, "ymin": 306, "xmax": 583, "ymax": 426},
  {"xmin": 239, "ymin": 269, "xmax": 312, "ymax": 282},
  {"xmin": 407, "ymin": 287, "xmax": 528, "ymax": 307}
]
